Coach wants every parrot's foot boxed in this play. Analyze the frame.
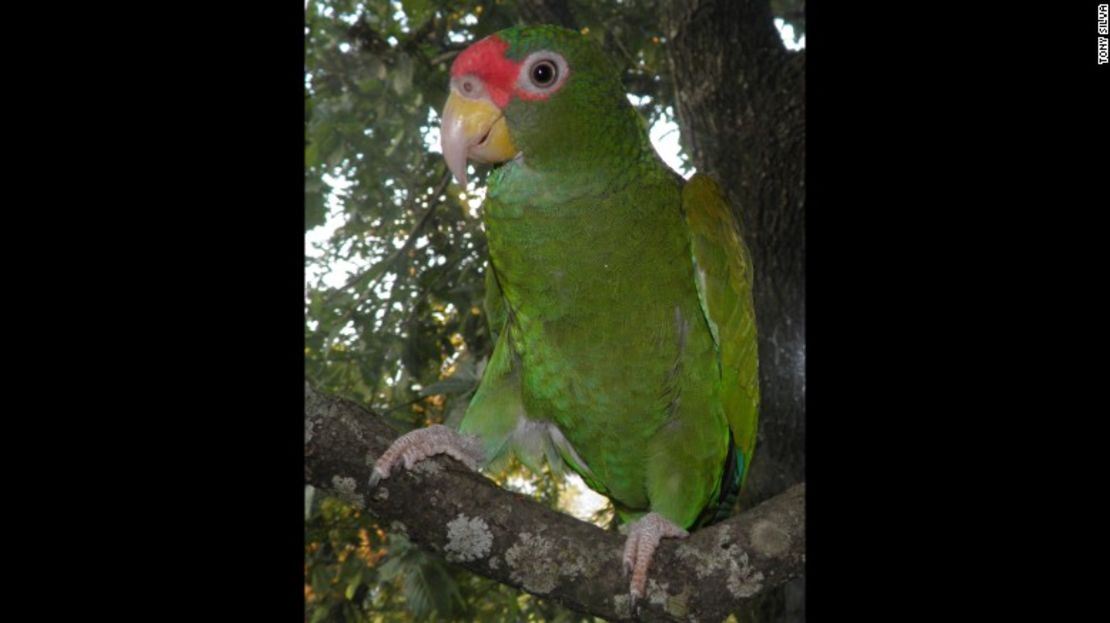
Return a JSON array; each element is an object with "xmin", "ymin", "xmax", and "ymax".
[
  {"xmin": 369, "ymin": 424, "xmax": 484, "ymax": 487},
  {"xmin": 622, "ymin": 512, "xmax": 689, "ymax": 605}
]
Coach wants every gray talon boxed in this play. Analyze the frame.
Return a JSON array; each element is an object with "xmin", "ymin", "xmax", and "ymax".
[{"xmin": 368, "ymin": 468, "xmax": 386, "ymax": 488}]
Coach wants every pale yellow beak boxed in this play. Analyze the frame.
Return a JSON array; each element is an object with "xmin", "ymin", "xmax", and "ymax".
[{"xmin": 440, "ymin": 90, "xmax": 518, "ymax": 186}]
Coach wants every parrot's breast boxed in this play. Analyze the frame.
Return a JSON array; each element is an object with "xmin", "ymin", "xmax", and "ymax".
[{"xmin": 481, "ymin": 171, "xmax": 726, "ymax": 513}]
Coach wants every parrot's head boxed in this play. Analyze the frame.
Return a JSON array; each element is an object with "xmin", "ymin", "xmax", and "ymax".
[{"xmin": 440, "ymin": 25, "xmax": 638, "ymax": 185}]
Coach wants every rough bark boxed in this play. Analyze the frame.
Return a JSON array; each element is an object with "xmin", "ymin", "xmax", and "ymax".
[{"xmin": 306, "ymin": 382, "xmax": 805, "ymax": 622}]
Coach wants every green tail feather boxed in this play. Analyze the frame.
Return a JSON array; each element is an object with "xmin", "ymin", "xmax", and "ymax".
[{"xmin": 694, "ymin": 444, "xmax": 745, "ymax": 529}]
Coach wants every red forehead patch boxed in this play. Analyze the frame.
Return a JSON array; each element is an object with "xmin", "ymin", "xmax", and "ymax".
[{"xmin": 450, "ymin": 35, "xmax": 522, "ymax": 108}]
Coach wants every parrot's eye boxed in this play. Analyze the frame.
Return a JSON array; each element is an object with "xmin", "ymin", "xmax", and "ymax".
[
  {"xmin": 515, "ymin": 51, "xmax": 569, "ymax": 98},
  {"xmin": 530, "ymin": 61, "xmax": 557, "ymax": 87}
]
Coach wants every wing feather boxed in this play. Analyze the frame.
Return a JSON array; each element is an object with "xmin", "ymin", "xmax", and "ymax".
[{"xmin": 683, "ymin": 174, "xmax": 760, "ymax": 488}]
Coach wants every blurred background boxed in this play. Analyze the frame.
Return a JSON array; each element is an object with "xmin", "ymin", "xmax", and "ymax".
[{"xmin": 304, "ymin": 1, "xmax": 804, "ymax": 620}]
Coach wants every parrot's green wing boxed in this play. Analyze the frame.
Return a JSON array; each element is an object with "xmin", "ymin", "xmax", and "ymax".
[
  {"xmin": 683, "ymin": 174, "xmax": 760, "ymax": 506},
  {"xmin": 461, "ymin": 261, "xmax": 594, "ymax": 480}
]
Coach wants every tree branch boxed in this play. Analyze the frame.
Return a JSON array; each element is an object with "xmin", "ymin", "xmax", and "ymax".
[{"xmin": 305, "ymin": 382, "xmax": 805, "ymax": 621}]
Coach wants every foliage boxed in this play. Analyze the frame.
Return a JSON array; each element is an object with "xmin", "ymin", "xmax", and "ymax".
[{"xmin": 304, "ymin": 0, "xmax": 802, "ymax": 620}]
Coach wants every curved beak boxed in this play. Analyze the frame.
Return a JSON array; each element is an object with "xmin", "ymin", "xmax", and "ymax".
[{"xmin": 440, "ymin": 90, "xmax": 518, "ymax": 186}]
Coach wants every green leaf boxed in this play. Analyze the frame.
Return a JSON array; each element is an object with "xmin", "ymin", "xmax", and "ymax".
[
  {"xmin": 309, "ymin": 606, "xmax": 330, "ymax": 623},
  {"xmin": 304, "ymin": 140, "xmax": 320, "ymax": 168},
  {"xmin": 392, "ymin": 54, "xmax": 414, "ymax": 96},
  {"xmin": 306, "ymin": 188, "xmax": 327, "ymax": 231},
  {"xmin": 383, "ymin": 126, "xmax": 406, "ymax": 157},
  {"xmin": 344, "ymin": 569, "xmax": 364, "ymax": 600},
  {"xmin": 370, "ymin": 56, "xmax": 387, "ymax": 82},
  {"xmin": 376, "ymin": 552, "xmax": 403, "ymax": 582},
  {"xmin": 325, "ymin": 142, "xmax": 347, "ymax": 168},
  {"xmin": 401, "ymin": 0, "xmax": 432, "ymax": 25}
]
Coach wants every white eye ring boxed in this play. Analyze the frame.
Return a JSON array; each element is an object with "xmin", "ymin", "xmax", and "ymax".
[{"xmin": 516, "ymin": 51, "xmax": 570, "ymax": 97}]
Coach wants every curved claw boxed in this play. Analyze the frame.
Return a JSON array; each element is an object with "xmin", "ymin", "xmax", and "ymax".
[{"xmin": 368, "ymin": 467, "xmax": 386, "ymax": 488}]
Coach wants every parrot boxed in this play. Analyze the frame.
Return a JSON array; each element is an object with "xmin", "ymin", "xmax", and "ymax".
[{"xmin": 370, "ymin": 24, "xmax": 760, "ymax": 603}]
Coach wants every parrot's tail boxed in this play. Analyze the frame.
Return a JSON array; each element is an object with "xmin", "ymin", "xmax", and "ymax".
[{"xmin": 693, "ymin": 443, "xmax": 745, "ymax": 529}]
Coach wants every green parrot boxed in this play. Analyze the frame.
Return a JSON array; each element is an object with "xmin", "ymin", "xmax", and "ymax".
[{"xmin": 371, "ymin": 25, "xmax": 759, "ymax": 602}]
